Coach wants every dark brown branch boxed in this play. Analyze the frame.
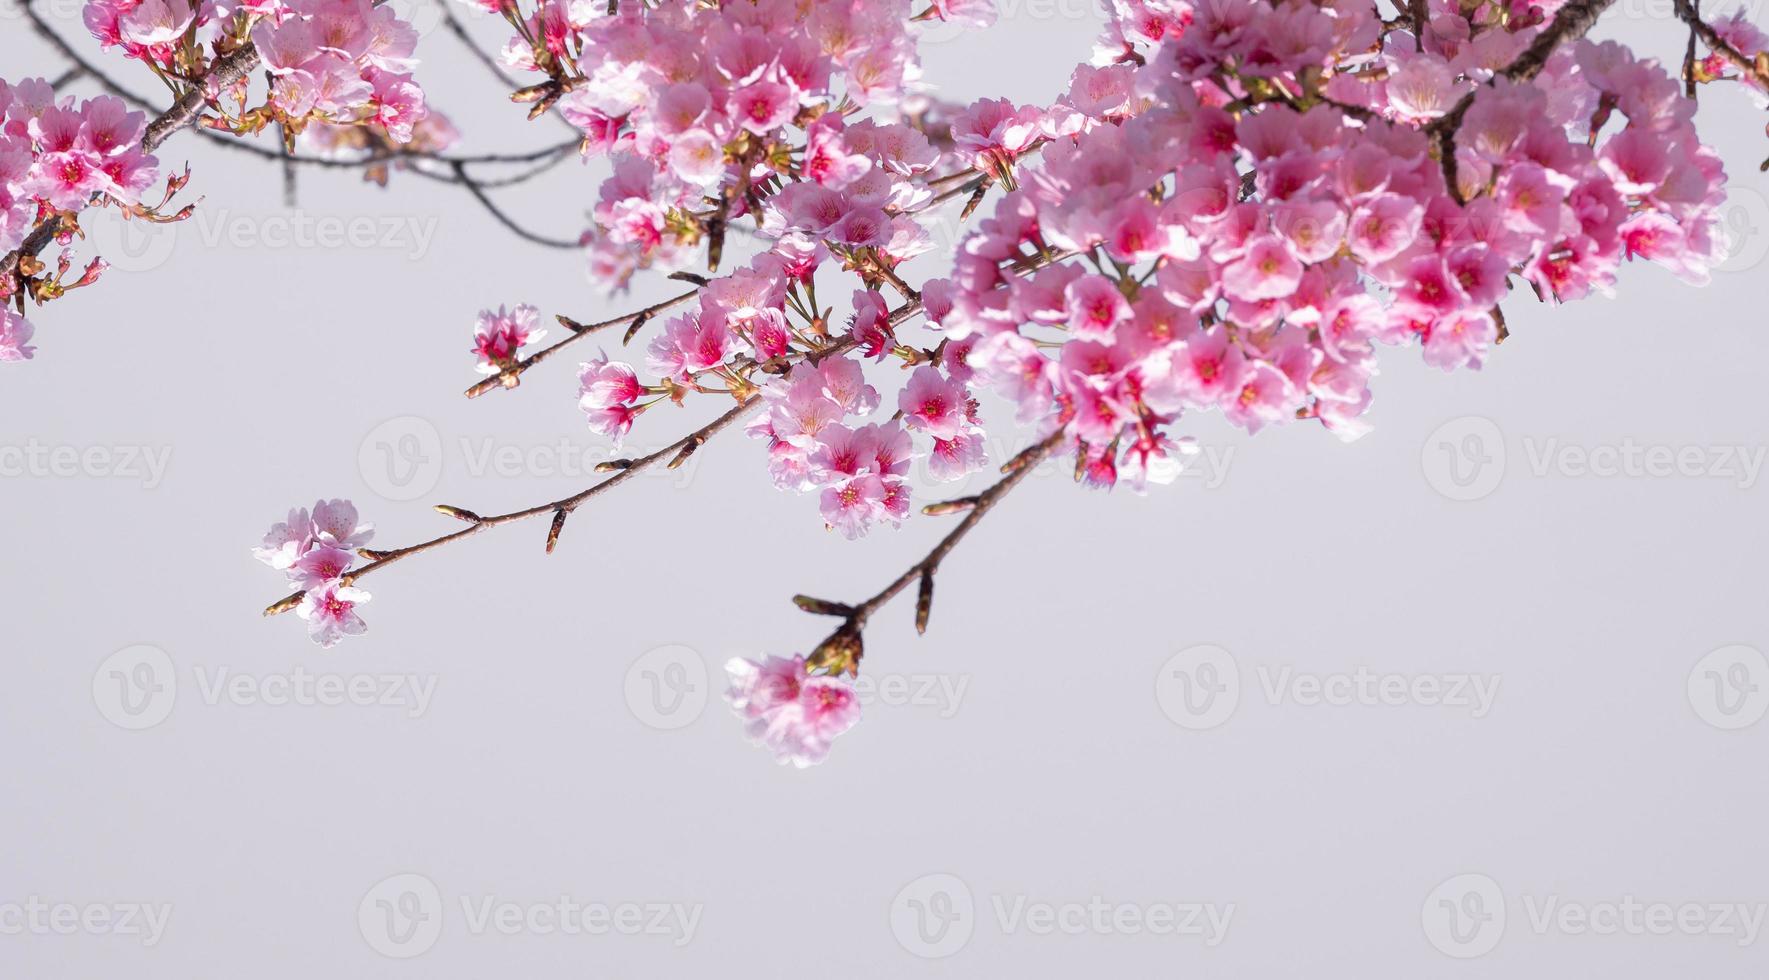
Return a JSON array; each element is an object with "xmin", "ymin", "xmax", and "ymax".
[
  {"xmin": 270, "ymin": 348, "xmax": 836, "ymax": 617},
  {"xmin": 1675, "ymin": 1, "xmax": 1769, "ymax": 90},
  {"xmin": 437, "ymin": 3, "xmax": 523, "ymax": 87},
  {"xmin": 142, "ymin": 44, "xmax": 262, "ymax": 154},
  {"xmin": 0, "ymin": 8, "xmax": 258, "ymax": 284},
  {"xmin": 1426, "ymin": 0, "xmax": 1619, "ymax": 199},
  {"xmin": 20, "ymin": 4, "xmax": 579, "ymax": 177},
  {"xmin": 267, "ymin": 244, "xmax": 1078, "ymax": 617},
  {"xmin": 448, "ymin": 160, "xmax": 582, "ymax": 249},
  {"xmin": 798, "ymin": 430, "xmax": 1068, "ymax": 675},
  {"xmin": 1683, "ymin": 0, "xmax": 1703, "ymax": 99},
  {"xmin": 464, "ymin": 285, "xmax": 703, "ymax": 398},
  {"xmin": 264, "ymin": 389, "xmax": 771, "ymax": 616}
]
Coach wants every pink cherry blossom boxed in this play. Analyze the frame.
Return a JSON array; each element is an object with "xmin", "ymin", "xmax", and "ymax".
[
  {"xmin": 898, "ymin": 366, "xmax": 968, "ymax": 441},
  {"xmin": 254, "ymin": 506, "xmax": 314, "ymax": 570},
  {"xmin": 472, "ymin": 304, "xmax": 546, "ymax": 374},
  {"xmin": 578, "ymin": 353, "xmax": 643, "ymax": 412},
  {"xmin": 255, "ymin": 499, "xmax": 375, "ymax": 647},
  {"xmin": 291, "ymin": 545, "xmax": 358, "ymax": 591},
  {"xmin": 296, "ymin": 581, "xmax": 372, "ymax": 649},
  {"xmin": 311, "ymin": 498, "xmax": 374, "ymax": 550},
  {"xmin": 170, "ymin": 0, "xmax": 1766, "ymax": 756},
  {"xmin": 0, "ymin": 308, "xmax": 36, "ymax": 362},
  {"xmin": 1063, "ymin": 274, "xmax": 1131, "ymax": 339},
  {"xmin": 724, "ymin": 655, "xmax": 862, "ymax": 767}
]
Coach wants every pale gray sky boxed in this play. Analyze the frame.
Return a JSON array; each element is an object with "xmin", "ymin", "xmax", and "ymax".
[{"xmin": 3, "ymin": 4, "xmax": 1768, "ymax": 976}]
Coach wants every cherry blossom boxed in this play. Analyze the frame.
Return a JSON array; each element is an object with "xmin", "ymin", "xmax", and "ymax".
[
  {"xmin": 297, "ymin": 581, "xmax": 373, "ymax": 649},
  {"xmin": 0, "ymin": 308, "xmax": 35, "ymax": 362},
  {"xmin": 156, "ymin": 0, "xmax": 1765, "ymax": 763},
  {"xmin": 472, "ymin": 304, "xmax": 546, "ymax": 375},
  {"xmin": 83, "ymin": 0, "xmax": 432, "ymax": 144},
  {"xmin": 724, "ymin": 654, "xmax": 862, "ymax": 767},
  {"xmin": 255, "ymin": 500, "xmax": 375, "ymax": 648},
  {"xmin": 0, "ymin": 87, "xmax": 156, "ymax": 255}
]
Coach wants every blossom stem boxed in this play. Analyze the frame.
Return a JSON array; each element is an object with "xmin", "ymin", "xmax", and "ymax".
[
  {"xmin": 800, "ymin": 429, "xmax": 1066, "ymax": 656},
  {"xmin": 1426, "ymin": 0, "xmax": 1619, "ymax": 200},
  {"xmin": 465, "ymin": 286, "xmax": 702, "ymax": 397},
  {"xmin": 1675, "ymin": 0, "xmax": 1769, "ymax": 89}
]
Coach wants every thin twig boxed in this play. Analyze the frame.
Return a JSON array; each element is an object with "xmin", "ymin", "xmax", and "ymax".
[
  {"xmin": 449, "ymin": 160, "xmax": 582, "ymax": 249},
  {"xmin": 796, "ymin": 430, "xmax": 1068, "ymax": 672},
  {"xmin": 264, "ymin": 390, "xmax": 773, "ymax": 616},
  {"xmin": 269, "ymin": 247, "xmax": 1078, "ymax": 616},
  {"xmin": 1426, "ymin": 0, "xmax": 1619, "ymax": 199},
  {"xmin": 1676, "ymin": 2, "xmax": 1769, "ymax": 89},
  {"xmin": 463, "ymin": 285, "xmax": 703, "ymax": 398},
  {"xmin": 20, "ymin": 4, "xmax": 579, "ymax": 177}
]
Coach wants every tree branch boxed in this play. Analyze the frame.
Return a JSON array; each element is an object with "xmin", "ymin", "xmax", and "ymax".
[
  {"xmin": 795, "ymin": 430, "xmax": 1068, "ymax": 675},
  {"xmin": 449, "ymin": 159, "xmax": 582, "ymax": 249},
  {"xmin": 268, "ymin": 245, "xmax": 1078, "ymax": 617},
  {"xmin": 263, "ymin": 388, "xmax": 774, "ymax": 616},
  {"xmin": 463, "ymin": 283, "xmax": 704, "ymax": 398},
  {"xmin": 1426, "ymin": 0, "xmax": 1619, "ymax": 199},
  {"xmin": 1675, "ymin": 0, "xmax": 1769, "ymax": 90}
]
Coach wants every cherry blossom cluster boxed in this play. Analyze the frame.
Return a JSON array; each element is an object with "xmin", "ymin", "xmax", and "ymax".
[
  {"xmin": 84, "ymin": 0, "xmax": 432, "ymax": 143},
  {"xmin": 723, "ymin": 654, "xmax": 861, "ymax": 767},
  {"xmin": 928, "ymin": 1, "xmax": 1738, "ymax": 490},
  {"xmin": 558, "ymin": 245, "xmax": 993, "ymax": 536},
  {"xmin": 1700, "ymin": 11, "xmax": 1769, "ymax": 93},
  {"xmin": 0, "ymin": 82, "xmax": 157, "ymax": 256},
  {"xmin": 472, "ymin": 303, "xmax": 547, "ymax": 376},
  {"xmin": 244, "ymin": 0, "xmax": 1767, "ymax": 767},
  {"xmin": 254, "ymin": 499, "xmax": 376, "ymax": 648},
  {"xmin": 481, "ymin": 0, "xmax": 979, "ymax": 288},
  {"xmin": 748, "ymin": 356, "xmax": 913, "ymax": 539}
]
